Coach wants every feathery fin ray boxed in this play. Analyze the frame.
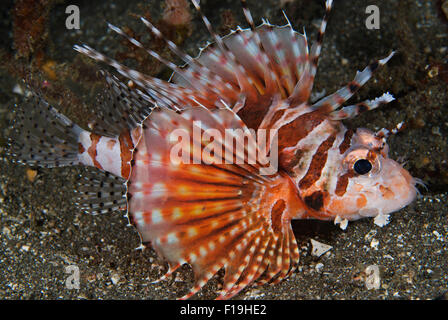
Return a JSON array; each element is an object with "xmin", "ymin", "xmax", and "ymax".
[
  {"xmin": 8, "ymin": 92, "xmax": 82, "ymax": 168},
  {"xmin": 128, "ymin": 106, "xmax": 303, "ymax": 299}
]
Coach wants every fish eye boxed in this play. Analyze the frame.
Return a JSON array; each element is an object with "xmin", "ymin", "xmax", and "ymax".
[{"xmin": 353, "ymin": 159, "xmax": 372, "ymax": 175}]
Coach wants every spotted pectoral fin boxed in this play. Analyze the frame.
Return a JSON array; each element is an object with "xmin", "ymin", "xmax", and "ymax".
[
  {"xmin": 128, "ymin": 106, "xmax": 303, "ymax": 299},
  {"xmin": 89, "ymin": 71, "xmax": 154, "ymax": 137},
  {"xmin": 75, "ymin": 167, "xmax": 128, "ymax": 215}
]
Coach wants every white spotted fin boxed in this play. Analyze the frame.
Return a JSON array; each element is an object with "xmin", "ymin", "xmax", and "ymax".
[
  {"xmin": 8, "ymin": 92, "xmax": 83, "ymax": 168},
  {"xmin": 75, "ymin": 167, "xmax": 127, "ymax": 215},
  {"xmin": 89, "ymin": 71, "xmax": 154, "ymax": 137},
  {"xmin": 8, "ymin": 74, "xmax": 152, "ymax": 215}
]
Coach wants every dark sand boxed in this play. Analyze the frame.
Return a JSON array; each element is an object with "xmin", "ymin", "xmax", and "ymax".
[{"xmin": 0, "ymin": 0, "xmax": 447, "ymax": 299}]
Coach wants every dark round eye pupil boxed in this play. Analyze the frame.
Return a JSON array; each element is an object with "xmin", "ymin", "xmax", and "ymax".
[{"xmin": 354, "ymin": 159, "xmax": 372, "ymax": 175}]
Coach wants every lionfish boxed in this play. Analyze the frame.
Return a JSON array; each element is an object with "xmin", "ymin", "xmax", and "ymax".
[{"xmin": 9, "ymin": 0, "xmax": 418, "ymax": 299}]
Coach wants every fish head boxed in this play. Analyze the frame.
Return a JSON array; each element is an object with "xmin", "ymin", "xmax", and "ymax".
[{"xmin": 323, "ymin": 127, "xmax": 417, "ymax": 221}]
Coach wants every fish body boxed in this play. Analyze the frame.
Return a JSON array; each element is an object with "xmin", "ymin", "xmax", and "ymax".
[{"xmin": 9, "ymin": 0, "xmax": 418, "ymax": 299}]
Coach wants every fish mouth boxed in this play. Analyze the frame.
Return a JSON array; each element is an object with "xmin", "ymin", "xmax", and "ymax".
[
  {"xmin": 374, "ymin": 159, "xmax": 417, "ymax": 216},
  {"xmin": 350, "ymin": 160, "xmax": 417, "ymax": 220}
]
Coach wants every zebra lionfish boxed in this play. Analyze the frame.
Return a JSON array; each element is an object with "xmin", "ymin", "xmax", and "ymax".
[{"xmin": 9, "ymin": 0, "xmax": 419, "ymax": 299}]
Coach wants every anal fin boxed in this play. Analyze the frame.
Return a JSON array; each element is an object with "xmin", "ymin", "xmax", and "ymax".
[{"xmin": 75, "ymin": 167, "xmax": 127, "ymax": 215}]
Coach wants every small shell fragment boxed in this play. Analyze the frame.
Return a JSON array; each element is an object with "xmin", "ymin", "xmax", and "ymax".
[
  {"xmin": 365, "ymin": 265, "xmax": 381, "ymax": 290},
  {"xmin": 310, "ymin": 239, "xmax": 333, "ymax": 257},
  {"xmin": 370, "ymin": 238, "xmax": 379, "ymax": 250},
  {"xmin": 111, "ymin": 273, "xmax": 120, "ymax": 285},
  {"xmin": 315, "ymin": 262, "xmax": 324, "ymax": 272}
]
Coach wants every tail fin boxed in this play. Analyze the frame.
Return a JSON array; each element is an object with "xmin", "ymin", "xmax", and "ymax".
[{"xmin": 8, "ymin": 92, "xmax": 83, "ymax": 168}]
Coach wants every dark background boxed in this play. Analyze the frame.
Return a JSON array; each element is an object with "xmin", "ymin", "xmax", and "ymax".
[{"xmin": 0, "ymin": 0, "xmax": 447, "ymax": 299}]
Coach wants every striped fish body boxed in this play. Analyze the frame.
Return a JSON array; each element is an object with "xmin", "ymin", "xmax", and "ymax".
[
  {"xmin": 9, "ymin": 0, "xmax": 419, "ymax": 299},
  {"xmin": 275, "ymin": 112, "xmax": 416, "ymax": 222}
]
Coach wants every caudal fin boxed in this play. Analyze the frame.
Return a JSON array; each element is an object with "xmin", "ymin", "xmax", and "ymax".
[{"xmin": 8, "ymin": 92, "xmax": 83, "ymax": 168}]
